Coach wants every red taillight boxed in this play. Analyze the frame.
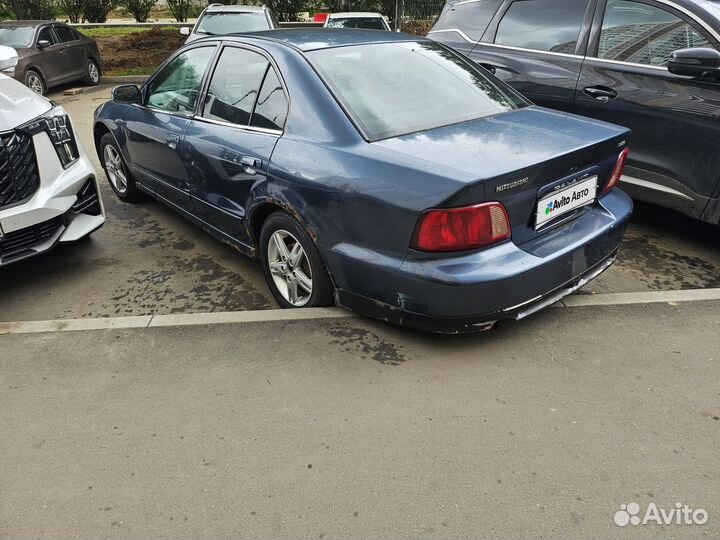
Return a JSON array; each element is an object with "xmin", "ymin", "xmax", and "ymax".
[
  {"xmin": 411, "ymin": 202, "xmax": 511, "ymax": 252},
  {"xmin": 604, "ymin": 147, "xmax": 630, "ymax": 194}
]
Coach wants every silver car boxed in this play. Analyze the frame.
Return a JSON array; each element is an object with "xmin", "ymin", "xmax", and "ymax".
[{"xmin": 179, "ymin": 4, "xmax": 280, "ymax": 43}]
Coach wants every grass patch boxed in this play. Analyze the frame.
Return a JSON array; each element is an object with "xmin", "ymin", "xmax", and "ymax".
[
  {"xmin": 104, "ymin": 67, "xmax": 152, "ymax": 76},
  {"xmin": 81, "ymin": 25, "xmax": 177, "ymax": 39}
]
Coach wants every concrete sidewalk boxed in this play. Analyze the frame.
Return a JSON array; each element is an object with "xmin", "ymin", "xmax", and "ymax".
[{"xmin": 1, "ymin": 301, "xmax": 718, "ymax": 539}]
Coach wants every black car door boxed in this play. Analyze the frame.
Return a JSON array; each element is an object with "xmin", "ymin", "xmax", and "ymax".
[
  {"xmin": 122, "ymin": 45, "xmax": 216, "ymax": 214},
  {"xmin": 52, "ymin": 24, "xmax": 85, "ymax": 81},
  {"xmin": 467, "ymin": 0, "xmax": 597, "ymax": 112},
  {"xmin": 575, "ymin": 0, "xmax": 720, "ymax": 219},
  {"xmin": 183, "ymin": 45, "xmax": 286, "ymax": 245}
]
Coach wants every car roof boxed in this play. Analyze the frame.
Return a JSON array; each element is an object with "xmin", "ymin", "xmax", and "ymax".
[
  {"xmin": 205, "ymin": 4, "xmax": 265, "ymax": 12},
  {"xmin": 236, "ymin": 28, "xmax": 422, "ymax": 51},
  {"xmin": 328, "ymin": 12, "xmax": 385, "ymax": 18},
  {"xmin": 0, "ymin": 20, "xmax": 50, "ymax": 27}
]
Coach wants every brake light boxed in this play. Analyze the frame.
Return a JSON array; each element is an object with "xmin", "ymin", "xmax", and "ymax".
[
  {"xmin": 603, "ymin": 147, "xmax": 629, "ymax": 194},
  {"xmin": 411, "ymin": 202, "xmax": 511, "ymax": 252}
]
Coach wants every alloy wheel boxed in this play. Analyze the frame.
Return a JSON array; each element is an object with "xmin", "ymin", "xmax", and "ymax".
[
  {"xmin": 267, "ymin": 229, "xmax": 313, "ymax": 307},
  {"xmin": 103, "ymin": 145, "xmax": 127, "ymax": 194},
  {"xmin": 88, "ymin": 62, "xmax": 99, "ymax": 83},
  {"xmin": 27, "ymin": 73, "xmax": 43, "ymax": 94}
]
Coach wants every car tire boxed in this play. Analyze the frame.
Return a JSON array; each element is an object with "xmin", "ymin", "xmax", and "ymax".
[
  {"xmin": 100, "ymin": 133, "xmax": 142, "ymax": 203},
  {"xmin": 24, "ymin": 69, "xmax": 46, "ymax": 95},
  {"xmin": 260, "ymin": 211, "xmax": 335, "ymax": 309},
  {"xmin": 83, "ymin": 59, "xmax": 100, "ymax": 86}
]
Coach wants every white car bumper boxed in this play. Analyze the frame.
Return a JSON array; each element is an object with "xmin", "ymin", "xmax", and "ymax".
[{"xmin": 0, "ymin": 128, "xmax": 105, "ymax": 266}]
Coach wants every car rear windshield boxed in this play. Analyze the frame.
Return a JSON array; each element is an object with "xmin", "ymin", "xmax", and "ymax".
[
  {"xmin": 308, "ymin": 41, "xmax": 528, "ymax": 141},
  {"xmin": 327, "ymin": 17, "xmax": 387, "ymax": 30},
  {"xmin": 196, "ymin": 12, "xmax": 268, "ymax": 35},
  {"xmin": 0, "ymin": 26, "xmax": 34, "ymax": 48}
]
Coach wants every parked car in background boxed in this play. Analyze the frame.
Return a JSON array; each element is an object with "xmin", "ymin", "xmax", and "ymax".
[
  {"xmin": 93, "ymin": 30, "xmax": 632, "ymax": 333},
  {"xmin": 324, "ymin": 12, "xmax": 392, "ymax": 31},
  {"xmin": 0, "ymin": 21, "xmax": 101, "ymax": 95},
  {"xmin": 0, "ymin": 47, "xmax": 104, "ymax": 266},
  {"xmin": 180, "ymin": 4, "xmax": 279, "ymax": 43},
  {"xmin": 429, "ymin": 0, "xmax": 720, "ymax": 224}
]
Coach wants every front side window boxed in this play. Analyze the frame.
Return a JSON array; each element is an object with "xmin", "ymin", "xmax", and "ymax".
[
  {"xmin": 309, "ymin": 41, "xmax": 527, "ymax": 141},
  {"xmin": 37, "ymin": 26, "xmax": 57, "ymax": 46},
  {"xmin": 202, "ymin": 47, "xmax": 269, "ymax": 126},
  {"xmin": 146, "ymin": 47, "xmax": 214, "ymax": 115},
  {"xmin": 53, "ymin": 25, "xmax": 76, "ymax": 42},
  {"xmin": 326, "ymin": 17, "xmax": 388, "ymax": 30},
  {"xmin": 251, "ymin": 68, "xmax": 287, "ymax": 131},
  {"xmin": 495, "ymin": 0, "xmax": 590, "ymax": 53},
  {"xmin": 598, "ymin": 0, "xmax": 713, "ymax": 66},
  {"xmin": 432, "ymin": 0, "xmax": 504, "ymax": 42},
  {"xmin": 0, "ymin": 26, "xmax": 35, "ymax": 48},
  {"xmin": 195, "ymin": 12, "xmax": 270, "ymax": 35}
]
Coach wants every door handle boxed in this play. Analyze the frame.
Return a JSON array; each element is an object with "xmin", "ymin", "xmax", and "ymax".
[
  {"xmin": 583, "ymin": 86, "xmax": 618, "ymax": 102},
  {"xmin": 166, "ymin": 134, "xmax": 180, "ymax": 149},
  {"xmin": 241, "ymin": 156, "xmax": 261, "ymax": 174}
]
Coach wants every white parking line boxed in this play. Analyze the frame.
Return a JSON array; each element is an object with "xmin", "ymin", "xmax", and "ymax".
[{"xmin": 1, "ymin": 289, "xmax": 719, "ymax": 335}]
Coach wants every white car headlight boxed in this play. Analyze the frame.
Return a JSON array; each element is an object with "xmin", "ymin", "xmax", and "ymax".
[{"xmin": 22, "ymin": 106, "xmax": 79, "ymax": 169}]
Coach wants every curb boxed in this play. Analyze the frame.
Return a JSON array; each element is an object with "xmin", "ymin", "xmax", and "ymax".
[{"xmin": 100, "ymin": 75, "xmax": 148, "ymax": 84}]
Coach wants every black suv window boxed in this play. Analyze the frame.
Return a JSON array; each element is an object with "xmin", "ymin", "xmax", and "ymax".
[
  {"xmin": 203, "ymin": 47, "xmax": 269, "ymax": 126},
  {"xmin": 37, "ymin": 26, "xmax": 57, "ymax": 45},
  {"xmin": 495, "ymin": 0, "xmax": 590, "ymax": 53},
  {"xmin": 53, "ymin": 25, "xmax": 76, "ymax": 42},
  {"xmin": 251, "ymin": 67, "xmax": 287, "ymax": 131},
  {"xmin": 432, "ymin": 0, "xmax": 503, "ymax": 41},
  {"xmin": 598, "ymin": 0, "xmax": 713, "ymax": 66}
]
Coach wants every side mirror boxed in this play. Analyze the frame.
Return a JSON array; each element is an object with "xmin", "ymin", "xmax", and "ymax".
[
  {"xmin": 668, "ymin": 47, "xmax": 720, "ymax": 80},
  {"xmin": 112, "ymin": 84, "xmax": 142, "ymax": 104},
  {"xmin": 0, "ymin": 45, "xmax": 18, "ymax": 72},
  {"xmin": 179, "ymin": 27, "xmax": 190, "ymax": 36},
  {"xmin": 37, "ymin": 39, "xmax": 51, "ymax": 49}
]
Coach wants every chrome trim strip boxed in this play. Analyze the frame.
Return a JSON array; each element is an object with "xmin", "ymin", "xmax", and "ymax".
[
  {"xmin": 427, "ymin": 28, "xmax": 476, "ymax": 43},
  {"xmin": 475, "ymin": 40, "xmax": 583, "ymax": 59},
  {"xmin": 584, "ymin": 56, "xmax": 669, "ymax": 71},
  {"xmin": 192, "ymin": 115, "xmax": 283, "ymax": 135},
  {"xmin": 620, "ymin": 175, "xmax": 694, "ymax": 201}
]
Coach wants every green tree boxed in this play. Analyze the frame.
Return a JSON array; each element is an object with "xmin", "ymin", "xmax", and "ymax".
[
  {"xmin": 264, "ymin": 0, "xmax": 306, "ymax": 21},
  {"xmin": 166, "ymin": 0, "xmax": 191, "ymax": 22},
  {"xmin": 119, "ymin": 0, "xmax": 155, "ymax": 22},
  {"xmin": 23, "ymin": 0, "xmax": 56, "ymax": 19},
  {"xmin": 82, "ymin": 0, "xmax": 114, "ymax": 21},
  {"xmin": 58, "ymin": 0, "xmax": 84, "ymax": 23}
]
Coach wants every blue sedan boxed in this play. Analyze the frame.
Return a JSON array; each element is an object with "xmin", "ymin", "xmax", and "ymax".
[{"xmin": 93, "ymin": 29, "xmax": 633, "ymax": 333}]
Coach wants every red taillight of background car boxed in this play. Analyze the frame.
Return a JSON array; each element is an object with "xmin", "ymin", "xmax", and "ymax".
[
  {"xmin": 603, "ymin": 147, "xmax": 630, "ymax": 194},
  {"xmin": 411, "ymin": 202, "xmax": 511, "ymax": 252}
]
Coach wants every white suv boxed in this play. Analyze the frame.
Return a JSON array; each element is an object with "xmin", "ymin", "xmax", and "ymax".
[
  {"xmin": 0, "ymin": 46, "xmax": 104, "ymax": 266},
  {"xmin": 180, "ymin": 4, "xmax": 280, "ymax": 43}
]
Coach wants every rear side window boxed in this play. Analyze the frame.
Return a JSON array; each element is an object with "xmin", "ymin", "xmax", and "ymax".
[
  {"xmin": 251, "ymin": 68, "xmax": 287, "ymax": 131},
  {"xmin": 432, "ymin": 0, "xmax": 503, "ymax": 41},
  {"xmin": 54, "ymin": 25, "xmax": 76, "ymax": 42},
  {"xmin": 203, "ymin": 47, "xmax": 269, "ymax": 126},
  {"xmin": 495, "ymin": 0, "xmax": 590, "ymax": 53},
  {"xmin": 598, "ymin": 0, "xmax": 714, "ymax": 66}
]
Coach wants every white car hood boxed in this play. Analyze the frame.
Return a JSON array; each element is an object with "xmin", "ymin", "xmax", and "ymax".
[{"xmin": 0, "ymin": 74, "xmax": 52, "ymax": 130}]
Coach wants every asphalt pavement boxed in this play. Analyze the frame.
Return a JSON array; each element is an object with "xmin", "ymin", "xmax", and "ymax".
[{"xmin": 1, "ymin": 84, "xmax": 719, "ymax": 540}]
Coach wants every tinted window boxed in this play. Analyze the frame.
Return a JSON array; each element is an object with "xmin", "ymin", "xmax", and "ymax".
[
  {"xmin": 326, "ymin": 17, "xmax": 388, "ymax": 30},
  {"xmin": 203, "ymin": 47, "xmax": 269, "ymax": 126},
  {"xmin": 0, "ymin": 26, "xmax": 35, "ymax": 48},
  {"xmin": 598, "ymin": 0, "xmax": 713, "ymax": 66},
  {"xmin": 251, "ymin": 68, "xmax": 287, "ymax": 131},
  {"xmin": 146, "ymin": 47, "xmax": 214, "ymax": 115},
  {"xmin": 432, "ymin": 0, "xmax": 503, "ymax": 41},
  {"xmin": 495, "ymin": 0, "xmax": 590, "ymax": 53},
  {"xmin": 196, "ymin": 12, "xmax": 270, "ymax": 35},
  {"xmin": 309, "ymin": 41, "xmax": 527, "ymax": 141},
  {"xmin": 37, "ymin": 26, "xmax": 57, "ymax": 45},
  {"xmin": 54, "ymin": 25, "xmax": 76, "ymax": 42}
]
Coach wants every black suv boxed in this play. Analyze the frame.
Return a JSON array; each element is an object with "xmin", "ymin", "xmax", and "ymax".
[{"xmin": 430, "ymin": 0, "xmax": 720, "ymax": 224}]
